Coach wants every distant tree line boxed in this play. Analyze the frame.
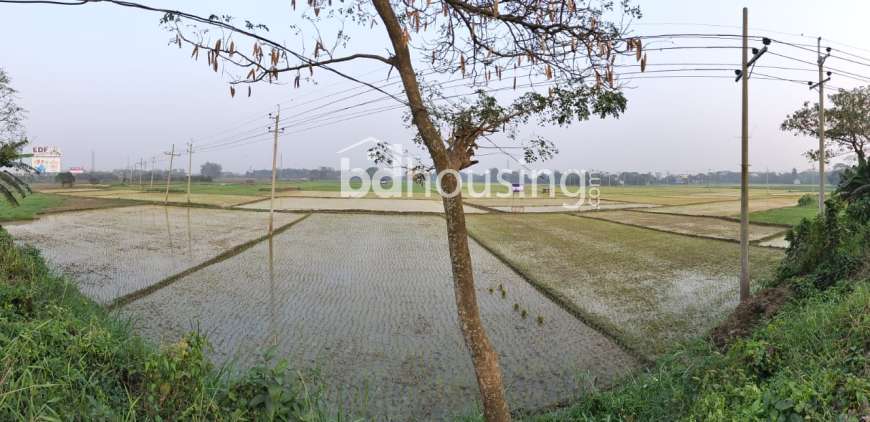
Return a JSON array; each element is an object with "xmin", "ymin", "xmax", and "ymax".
[{"xmin": 238, "ymin": 165, "xmax": 848, "ymax": 187}]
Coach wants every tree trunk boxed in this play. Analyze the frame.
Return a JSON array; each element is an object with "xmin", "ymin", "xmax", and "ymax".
[
  {"xmin": 368, "ymin": 0, "xmax": 512, "ymax": 419},
  {"xmin": 440, "ymin": 175, "xmax": 511, "ymax": 421}
]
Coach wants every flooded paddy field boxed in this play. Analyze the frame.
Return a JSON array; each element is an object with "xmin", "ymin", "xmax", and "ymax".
[
  {"xmin": 758, "ymin": 234, "xmax": 790, "ymax": 249},
  {"xmin": 237, "ymin": 196, "xmax": 486, "ymax": 214},
  {"xmin": 120, "ymin": 214, "xmax": 637, "ymax": 420},
  {"xmin": 585, "ymin": 210, "xmax": 786, "ymax": 241},
  {"xmin": 62, "ymin": 190, "xmax": 259, "ymax": 207},
  {"xmin": 466, "ymin": 213, "xmax": 784, "ymax": 358},
  {"xmin": 489, "ymin": 202, "xmax": 657, "ymax": 213},
  {"xmin": 3, "ymin": 206, "xmax": 304, "ymax": 304},
  {"xmin": 642, "ymin": 196, "xmax": 801, "ymax": 217}
]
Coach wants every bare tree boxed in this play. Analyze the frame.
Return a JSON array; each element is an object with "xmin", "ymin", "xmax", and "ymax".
[{"xmin": 3, "ymin": 0, "xmax": 643, "ymax": 419}]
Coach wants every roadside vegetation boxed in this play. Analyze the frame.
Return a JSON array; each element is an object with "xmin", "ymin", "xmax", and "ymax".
[{"xmin": 0, "ymin": 229, "xmax": 333, "ymax": 420}]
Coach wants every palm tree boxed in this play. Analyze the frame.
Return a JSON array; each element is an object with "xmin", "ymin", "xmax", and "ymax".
[
  {"xmin": 0, "ymin": 139, "xmax": 32, "ymax": 206},
  {"xmin": 1, "ymin": 68, "xmax": 31, "ymax": 206},
  {"xmin": 836, "ymin": 161, "xmax": 870, "ymax": 202}
]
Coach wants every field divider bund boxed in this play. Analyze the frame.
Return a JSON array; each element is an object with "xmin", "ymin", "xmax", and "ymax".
[
  {"xmin": 232, "ymin": 196, "xmax": 273, "ymax": 207},
  {"xmin": 572, "ymin": 212, "xmax": 789, "ymax": 249},
  {"xmin": 463, "ymin": 220, "xmax": 652, "ymax": 366},
  {"xmin": 106, "ymin": 213, "xmax": 312, "ymax": 311}
]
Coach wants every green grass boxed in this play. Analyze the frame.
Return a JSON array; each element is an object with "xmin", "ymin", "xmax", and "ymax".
[
  {"xmin": 0, "ymin": 193, "xmax": 65, "ymax": 221},
  {"xmin": 533, "ymin": 280, "xmax": 869, "ymax": 421},
  {"xmin": 750, "ymin": 204, "xmax": 819, "ymax": 226},
  {"xmin": 0, "ymin": 229, "xmax": 337, "ymax": 420}
]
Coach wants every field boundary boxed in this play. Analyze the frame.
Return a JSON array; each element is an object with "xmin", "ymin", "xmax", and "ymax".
[
  {"xmin": 464, "ymin": 225, "xmax": 651, "ymax": 366},
  {"xmin": 106, "ymin": 213, "xmax": 312, "ymax": 311},
  {"xmin": 228, "ymin": 206, "xmax": 490, "ymax": 216},
  {"xmin": 572, "ymin": 213, "xmax": 789, "ymax": 249}
]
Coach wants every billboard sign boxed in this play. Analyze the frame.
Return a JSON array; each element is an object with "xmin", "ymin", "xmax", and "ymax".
[
  {"xmin": 31, "ymin": 146, "xmax": 62, "ymax": 173},
  {"xmin": 68, "ymin": 166, "xmax": 85, "ymax": 174}
]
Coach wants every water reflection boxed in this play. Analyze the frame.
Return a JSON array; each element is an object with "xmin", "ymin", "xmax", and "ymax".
[
  {"xmin": 267, "ymin": 234, "xmax": 278, "ymax": 347},
  {"xmin": 186, "ymin": 207, "xmax": 192, "ymax": 258},
  {"xmin": 163, "ymin": 206, "xmax": 173, "ymax": 250}
]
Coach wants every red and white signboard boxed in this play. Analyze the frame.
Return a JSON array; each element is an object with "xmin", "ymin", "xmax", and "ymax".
[
  {"xmin": 68, "ymin": 167, "xmax": 85, "ymax": 174},
  {"xmin": 30, "ymin": 146, "xmax": 62, "ymax": 173}
]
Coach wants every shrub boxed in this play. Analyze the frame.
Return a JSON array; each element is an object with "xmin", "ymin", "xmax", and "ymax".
[{"xmin": 797, "ymin": 193, "xmax": 816, "ymax": 206}]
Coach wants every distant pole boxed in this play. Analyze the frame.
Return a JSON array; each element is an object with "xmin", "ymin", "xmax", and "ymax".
[
  {"xmin": 739, "ymin": 7, "xmax": 750, "ymax": 302},
  {"xmin": 814, "ymin": 37, "xmax": 830, "ymax": 213},
  {"xmin": 90, "ymin": 150, "xmax": 95, "ymax": 173},
  {"xmin": 164, "ymin": 144, "xmax": 178, "ymax": 205},
  {"xmin": 149, "ymin": 157, "xmax": 156, "ymax": 190},
  {"xmin": 186, "ymin": 140, "xmax": 194, "ymax": 204},
  {"xmin": 269, "ymin": 105, "xmax": 282, "ymax": 234},
  {"xmin": 138, "ymin": 158, "xmax": 145, "ymax": 187},
  {"xmin": 127, "ymin": 157, "xmax": 132, "ymax": 184}
]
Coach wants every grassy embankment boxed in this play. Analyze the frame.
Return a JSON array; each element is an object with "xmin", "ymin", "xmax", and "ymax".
[{"xmin": 0, "ymin": 229, "xmax": 334, "ymax": 420}]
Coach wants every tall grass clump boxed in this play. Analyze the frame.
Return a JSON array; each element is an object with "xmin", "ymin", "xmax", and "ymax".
[{"xmin": 0, "ymin": 229, "xmax": 333, "ymax": 420}]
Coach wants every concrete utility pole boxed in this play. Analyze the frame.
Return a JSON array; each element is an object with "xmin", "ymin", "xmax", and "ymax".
[
  {"xmin": 149, "ymin": 157, "xmax": 156, "ymax": 190},
  {"xmin": 186, "ymin": 141, "xmax": 194, "ymax": 204},
  {"xmin": 739, "ymin": 8, "xmax": 751, "ymax": 303},
  {"xmin": 811, "ymin": 38, "xmax": 831, "ymax": 213},
  {"xmin": 268, "ymin": 105, "xmax": 283, "ymax": 234},
  {"xmin": 164, "ymin": 144, "xmax": 180, "ymax": 205},
  {"xmin": 733, "ymin": 8, "xmax": 769, "ymax": 303},
  {"xmin": 138, "ymin": 158, "xmax": 145, "ymax": 187}
]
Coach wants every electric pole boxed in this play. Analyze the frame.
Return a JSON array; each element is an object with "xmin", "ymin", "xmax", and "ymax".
[
  {"xmin": 268, "ymin": 106, "xmax": 284, "ymax": 234},
  {"xmin": 734, "ymin": 8, "xmax": 769, "ymax": 303},
  {"xmin": 810, "ymin": 38, "xmax": 831, "ymax": 213},
  {"xmin": 138, "ymin": 158, "xmax": 145, "ymax": 187},
  {"xmin": 149, "ymin": 157, "xmax": 156, "ymax": 190},
  {"xmin": 186, "ymin": 141, "xmax": 194, "ymax": 204},
  {"xmin": 90, "ymin": 150, "xmax": 95, "ymax": 173},
  {"xmin": 164, "ymin": 144, "xmax": 180, "ymax": 205}
]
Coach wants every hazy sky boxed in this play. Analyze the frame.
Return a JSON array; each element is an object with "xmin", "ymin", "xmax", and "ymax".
[{"xmin": 1, "ymin": 0, "xmax": 868, "ymax": 174}]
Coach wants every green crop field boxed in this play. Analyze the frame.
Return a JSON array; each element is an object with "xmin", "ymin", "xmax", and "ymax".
[
  {"xmin": 466, "ymin": 213, "xmax": 783, "ymax": 358},
  {"xmin": 0, "ymin": 193, "xmax": 135, "ymax": 222},
  {"xmin": 749, "ymin": 203, "xmax": 819, "ymax": 226}
]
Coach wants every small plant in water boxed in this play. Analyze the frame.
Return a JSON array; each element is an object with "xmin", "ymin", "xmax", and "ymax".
[
  {"xmin": 488, "ymin": 287, "xmax": 494, "ymax": 294},
  {"xmin": 513, "ymin": 303, "xmax": 520, "ymax": 311},
  {"xmin": 500, "ymin": 290, "xmax": 506, "ymax": 298},
  {"xmin": 520, "ymin": 309, "xmax": 528, "ymax": 319},
  {"xmin": 536, "ymin": 315, "xmax": 544, "ymax": 325}
]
